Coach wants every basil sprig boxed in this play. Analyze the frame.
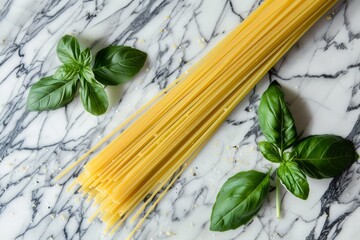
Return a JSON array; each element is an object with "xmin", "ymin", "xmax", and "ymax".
[
  {"xmin": 210, "ymin": 81, "xmax": 357, "ymax": 232},
  {"xmin": 26, "ymin": 35, "xmax": 147, "ymax": 116}
]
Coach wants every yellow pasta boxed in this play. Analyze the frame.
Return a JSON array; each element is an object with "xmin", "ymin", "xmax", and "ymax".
[{"xmin": 57, "ymin": 0, "xmax": 337, "ymax": 239}]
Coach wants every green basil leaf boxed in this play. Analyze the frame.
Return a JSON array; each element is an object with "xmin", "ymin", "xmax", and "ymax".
[
  {"xmin": 79, "ymin": 78, "xmax": 108, "ymax": 116},
  {"xmin": 79, "ymin": 47, "xmax": 92, "ymax": 66},
  {"xmin": 26, "ymin": 76, "xmax": 77, "ymax": 111},
  {"xmin": 93, "ymin": 46, "xmax": 147, "ymax": 85},
  {"xmin": 258, "ymin": 81, "xmax": 297, "ymax": 150},
  {"xmin": 57, "ymin": 35, "xmax": 81, "ymax": 64},
  {"xmin": 283, "ymin": 151, "xmax": 295, "ymax": 162},
  {"xmin": 210, "ymin": 170, "xmax": 270, "ymax": 231},
  {"xmin": 293, "ymin": 135, "xmax": 357, "ymax": 179},
  {"xmin": 80, "ymin": 66, "xmax": 96, "ymax": 84},
  {"xmin": 53, "ymin": 64, "xmax": 80, "ymax": 80},
  {"xmin": 258, "ymin": 141, "xmax": 281, "ymax": 163},
  {"xmin": 277, "ymin": 162, "xmax": 309, "ymax": 200}
]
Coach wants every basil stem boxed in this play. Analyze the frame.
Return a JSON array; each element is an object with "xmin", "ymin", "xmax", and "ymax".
[{"xmin": 276, "ymin": 176, "xmax": 281, "ymax": 218}]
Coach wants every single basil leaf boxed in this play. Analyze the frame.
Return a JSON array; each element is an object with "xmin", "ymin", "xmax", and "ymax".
[
  {"xmin": 93, "ymin": 46, "xmax": 147, "ymax": 85},
  {"xmin": 79, "ymin": 78, "xmax": 108, "ymax": 116},
  {"xmin": 57, "ymin": 35, "xmax": 81, "ymax": 64},
  {"xmin": 210, "ymin": 170, "xmax": 270, "ymax": 231},
  {"xmin": 277, "ymin": 162, "xmax": 309, "ymax": 200},
  {"xmin": 258, "ymin": 81, "xmax": 297, "ymax": 150},
  {"xmin": 293, "ymin": 135, "xmax": 357, "ymax": 179},
  {"xmin": 283, "ymin": 151, "xmax": 295, "ymax": 162},
  {"xmin": 26, "ymin": 76, "xmax": 77, "ymax": 111},
  {"xmin": 258, "ymin": 141, "xmax": 281, "ymax": 163},
  {"xmin": 79, "ymin": 47, "xmax": 92, "ymax": 66},
  {"xmin": 80, "ymin": 66, "xmax": 96, "ymax": 84},
  {"xmin": 54, "ymin": 64, "xmax": 80, "ymax": 80}
]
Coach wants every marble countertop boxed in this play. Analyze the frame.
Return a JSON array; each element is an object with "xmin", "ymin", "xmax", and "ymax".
[{"xmin": 1, "ymin": 0, "xmax": 360, "ymax": 239}]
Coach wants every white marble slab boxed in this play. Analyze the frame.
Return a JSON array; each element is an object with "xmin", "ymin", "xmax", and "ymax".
[{"xmin": 0, "ymin": 0, "xmax": 360, "ymax": 239}]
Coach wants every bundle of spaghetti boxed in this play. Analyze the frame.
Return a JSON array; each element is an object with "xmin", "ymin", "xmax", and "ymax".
[{"xmin": 57, "ymin": 0, "xmax": 337, "ymax": 238}]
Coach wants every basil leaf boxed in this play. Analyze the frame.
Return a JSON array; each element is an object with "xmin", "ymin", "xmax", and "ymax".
[
  {"xmin": 80, "ymin": 66, "xmax": 96, "ymax": 83},
  {"xmin": 277, "ymin": 162, "xmax": 309, "ymax": 200},
  {"xmin": 57, "ymin": 35, "xmax": 81, "ymax": 64},
  {"xmin": 258, "ymin": 141, "xmax": 281, "ymax": 163},
  {"xmin": 210, "ymin": 170, "xmax": 270, "ymax": 231},
  {"xmin": 79, "ymin": 47, "xmax": 92, "ymax": 66},
  {"xmin": 293, "ymin": 135, "xmax": 357, "ymax": 179},
  {"xmin": 26, "ymin": 76, "xmax": 77, "ymax": 111},
  {"xmin": 283, "ymin": 151, "xmax": 295, "ymax": 162},
  {"xmin": 79, "ymin": 78, "xmax": 108, "ymax": 116},
  {"xmin": 258, "ymin": 81, "xmax": 297, "ymax": 150},
  {"xmin": 93, "ymin": 46, "xmax": 147, "ymax": 85},
  {"xmin": 54, "ymin": 64, "xmax": 80, "ymax": 80}
]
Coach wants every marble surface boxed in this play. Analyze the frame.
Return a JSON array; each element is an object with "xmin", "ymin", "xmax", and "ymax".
[{"xmin": 1, "ymin": 0, "xmax": 360, "ymax": 239}]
